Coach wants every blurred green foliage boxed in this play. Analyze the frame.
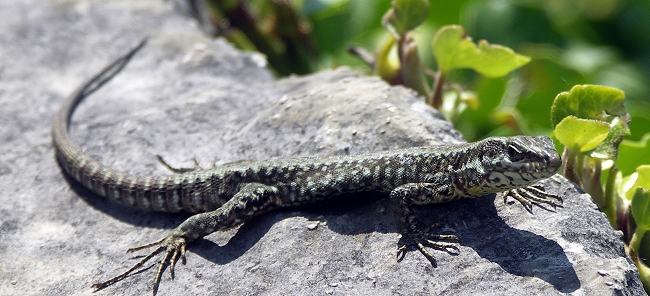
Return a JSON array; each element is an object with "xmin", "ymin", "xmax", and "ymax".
[{"xmin": 297, "ymin": 0, "xmax": 650, "ymax": 142}]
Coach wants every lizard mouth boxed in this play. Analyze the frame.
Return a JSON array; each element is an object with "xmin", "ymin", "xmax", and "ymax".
[
  {"xmin": 541, "ymin": 144, "xmax": 562, "ymax": 174},
  {"xmin": 520, "ymin": 152, "xmax": 561, "ymax": 178},
  {"xmin": 548, "ymin": 152, "xmax": 562, "ymax": 170}
]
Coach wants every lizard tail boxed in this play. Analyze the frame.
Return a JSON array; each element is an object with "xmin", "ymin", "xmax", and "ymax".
[{"xmin": 51, "ymin": 39, "xmax": 184, "ymax": 212}]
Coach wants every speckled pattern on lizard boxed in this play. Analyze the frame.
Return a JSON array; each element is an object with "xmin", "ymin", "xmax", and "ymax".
[{"xmin": 52, "ymin": 39, "xmax": 562, "ymax": 295}]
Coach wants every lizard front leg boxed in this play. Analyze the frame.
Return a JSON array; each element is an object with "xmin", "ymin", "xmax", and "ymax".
[
  {"xmin": 390, "ymin": 183, "xmax": 461, "ymax": 267},
  {"xmin": 91, "ymin": 183, "xmax": 280, "ymax": 295},
  {"xmin": 390, "ymin": 181, "xmax": 563, "ymax": 266},
  {"xmin": 504, "ymin": 183, "xmax": 563, "ymax": 212}
]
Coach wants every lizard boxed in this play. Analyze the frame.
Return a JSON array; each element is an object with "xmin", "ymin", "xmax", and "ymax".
[{"xmin": 52, "ymin": 39, "xmax": 563, "ymax": 295}]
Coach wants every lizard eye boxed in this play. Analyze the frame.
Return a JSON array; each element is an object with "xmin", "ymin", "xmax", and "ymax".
[{"xmin": 507, "ymin": 145, "xmax": 525, "ymax": 162}]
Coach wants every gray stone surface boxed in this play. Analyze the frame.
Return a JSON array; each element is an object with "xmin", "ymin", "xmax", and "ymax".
[{"xmin": 0, "ymin": 0, "xmax": 645, "ymax": 295}]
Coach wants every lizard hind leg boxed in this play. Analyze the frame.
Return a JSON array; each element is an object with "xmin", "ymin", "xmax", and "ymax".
[
  {"xmin": 156, "ymin": 155, "xmax": 211, "ymax": 173},
  {"xmin": 90, "ymin": 232, "xmax": 187, "ymax": 296},
  {"xmin": 91, "ymin": 182, "xmax": 281, "ymax": 295}
]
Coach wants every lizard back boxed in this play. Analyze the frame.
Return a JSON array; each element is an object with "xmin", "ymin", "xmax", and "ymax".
[{"xmin": 53, "ymin": 40, "xmax": 561, "ymax": 215}]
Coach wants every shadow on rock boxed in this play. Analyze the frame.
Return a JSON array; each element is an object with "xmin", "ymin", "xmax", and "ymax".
[{"xmin": 449, "ymin": 196, "xmax": 581, "ymax": 293}]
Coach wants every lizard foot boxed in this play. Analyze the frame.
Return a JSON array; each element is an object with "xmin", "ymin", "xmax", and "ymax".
[
  {"xmin": 504, "ymin": 183, "xmax": 563, "ymax": 212},
  {"xmin": 156, "ymin": 155, "xmax": 212, "ymax": 173},
  {"xmin": 396, "ymin": 225, "xmax": 459, "ymax": 267},
  {"xmin": 91, "ymin": 232, "xmax": 187, "ymax": 296}
]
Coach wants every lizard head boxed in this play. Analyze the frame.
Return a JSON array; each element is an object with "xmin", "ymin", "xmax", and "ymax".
[{"xmin": 474, "ymin": 136, "xmax": 561, "ymax": 192}]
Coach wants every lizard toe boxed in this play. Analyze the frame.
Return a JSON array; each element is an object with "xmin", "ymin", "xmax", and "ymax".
[
  {"xmin": 505, "ymin": 184, "xmax": 562, "ymax": 212},
  {"xmin": 91, "ymin": 232, "xmax": 187, "ymax": 296},
  {"xmin": 396, "ymin": 229, "xmax": 460, "ymax": 266}
]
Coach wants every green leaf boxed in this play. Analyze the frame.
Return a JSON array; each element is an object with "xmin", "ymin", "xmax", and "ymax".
[
  {"xmin": 617, "ymin": 133, "xmax": 650, "ymax": 176},
  {"xmin": 589, "ymin": 116, "xmax": 631, "ymax": 160},
  {"xmin": 631, "ymin": 186, "xmax": 650, "ymax": 229},
  {"xmin": 431, "ymin": 25, "xmax": 531, "ymax": 77},
  {"xmin": 550, "ymin": 84, "xmax": 628, "ymax": 128},
  {"xmin": 550, "ymin": 84, "xmax": 630, "ymax": 159},
  {"xmin": 629, "ymin": 182, "xmax": 650, "ymax": 290},
  {"xmin": 627, "ymin": 165, "xmax": 650, "ymax": 201},
  {"xmin": 382, "ymin": 0, "xmax": 430, "ymax": 38},
  {"xmin": 555, "ymin": 116, "xmax": 610, "ymax": 153}
]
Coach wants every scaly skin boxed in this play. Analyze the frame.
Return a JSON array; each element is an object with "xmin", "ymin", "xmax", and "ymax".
[{"xmin": 52, "ymin": 39, "xmax": 562, "ymax": 295}]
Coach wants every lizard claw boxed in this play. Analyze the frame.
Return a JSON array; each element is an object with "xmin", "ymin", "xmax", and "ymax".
[
  {"xmin": 396, "ymin": 229, "xmax": 459, "ymax": 267},
  {"xmin": 156, "ymin": 155, "xmax": 203, "ymax": 173},
  {"xmin": 504, "ymin": 184, "xmax": 562, "ymax": 212},
  {"xmin": 91, "ymin": 232, "xmax": 187, "ymax": 296}
]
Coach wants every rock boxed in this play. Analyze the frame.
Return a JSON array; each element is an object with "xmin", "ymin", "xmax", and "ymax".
[{"xmin": 0, "ymin": 0, "xmax": 644, "ymax": 295}]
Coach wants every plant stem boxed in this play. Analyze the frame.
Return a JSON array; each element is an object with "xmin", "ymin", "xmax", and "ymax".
[
  {"xmin": 603, "ymin": 165, "xmax": 619, "ymax": 228},
  {"xmin": 562, "ymin": 148, "xmax": 581, "ymax": 187},
  {"xmin": 429, "ymin": 71, "xmax": 445, "ymax": 109},
  {"xmin": 399, "ymin": 34, "xmax": 431, "ymax": 98},
  {"xmin": 630, "ymin": 226, "xmax": 650, "ymax": 290},
  {"xmin": 583, "ymin": 158, "xmax": 604, "ymax": 207},
  {"xmin": 347, "ymin": 46, "xmax": 375, "ymax": 67}
]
